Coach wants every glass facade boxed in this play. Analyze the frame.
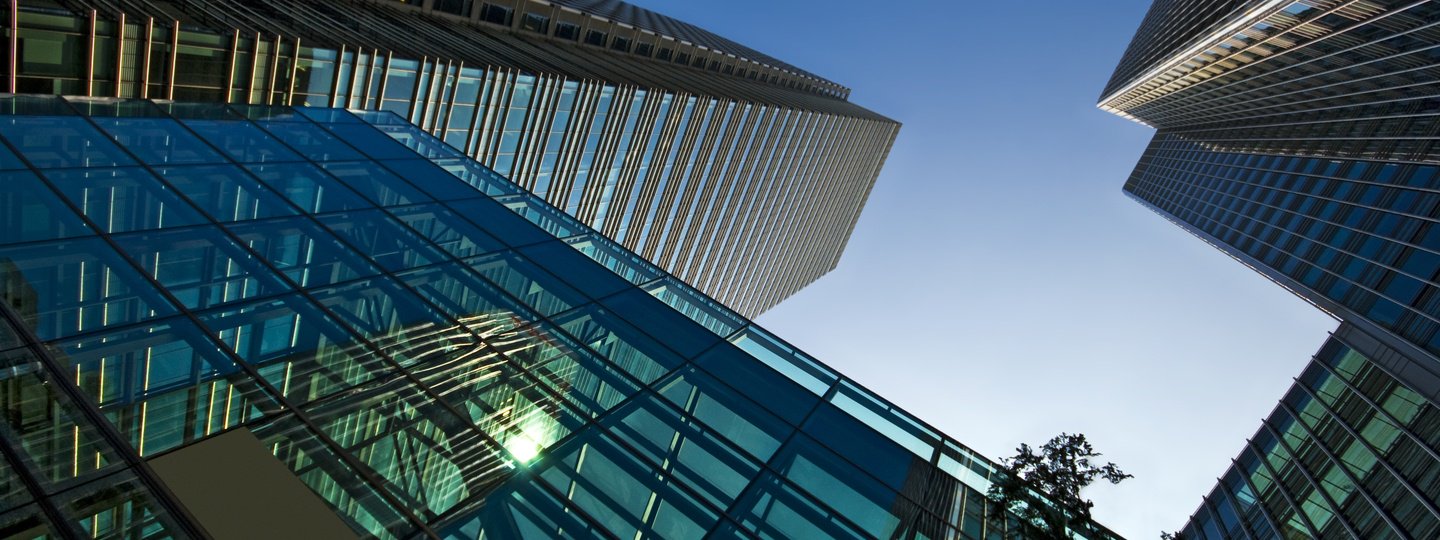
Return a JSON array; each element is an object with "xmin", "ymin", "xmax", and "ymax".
[
  {"xmin": 1, "ymin": 0, "xmax": 900, "ymax": 317},
  {"xmin": 1104, "ymin": 0, "xmax": 1440, "ymax": 536},
  {"xmin": 0, "ymin": 96, "xmax": 1109, "ymax": 539}
]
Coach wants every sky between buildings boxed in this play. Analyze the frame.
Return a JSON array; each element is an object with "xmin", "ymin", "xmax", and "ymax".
[{"xmin": 632, "ymin": 0, "xmax": 1338, "ymax": 537}]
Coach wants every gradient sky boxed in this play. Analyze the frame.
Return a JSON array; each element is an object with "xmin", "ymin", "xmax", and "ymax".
[{"xmin": 630, "ymin": 1, "xmax": 1339, "ymax": 537}]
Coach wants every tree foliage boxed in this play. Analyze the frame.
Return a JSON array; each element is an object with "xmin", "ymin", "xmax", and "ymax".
[{"xmin": 986, "ymin": 433, "xmax": 1131, "ymax": 539}]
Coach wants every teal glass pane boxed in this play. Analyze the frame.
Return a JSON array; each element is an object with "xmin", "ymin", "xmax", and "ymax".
[
  {"xmin": 517, "ymin": 240, "xmax": 637, "ymax": 299},
  {"xmin": 54, "ymin": 317, "xmax": 275, "ymax": 456},
  {"xmin": 243, "ymin": 161, "xmax": 373, "ymax": 214},
  {"xmin": 393, "ymin": 262, "xmax": 540, "ymax": 334},
  {"xmin": 728, "ymin": 326, "xmax": 837, "ymax": 396},
  {"xmin": 0, "ymin": 142, "xmax": 27, "ymax": 170},
  {"xmin": 377, "ymin": 159, "xmax": 485, "ymax": 201},
  {"xmin": 604, "ymin": 396, "xmax": 761, "ymax": 509},
  {"xmin": 182, "ymin": 119, "xmax": 303, "ymax": 164},
  {"xmin": 494, "ymin": 194, "xmax": 584, "ymax": 239},
  {"xmin": 770, "ymin": 434, "xmax": 910, "ymax": 537},
  {"xmin": 250, "ymin": 415, "xmax": 415, "ymax": 539},
  {"xmin": 643, "ymin": 277, "xmax": 745, "ymax": 337},
  {"xmin": 0, "ymin": 117, "xmax": 136, "ymax": 169},
  {"xmin": 656, "ymin": 366, "xmax": 790, "ymax": 463},
  {"xmin": 464, "ymin": 250, "xmax": 590, "ymax": 317},
  {"xmin": 198, "ymin": 294, "xmax": 393, "ymax": 404},
  {"xmin": 39, "ymin": 167, "xmax": 207, "ymax": 233},
  {"xmin": 436, "ymin": 482, "xmax": 605, "ymax": 539},
  {"xmin": 692, "ymin": 344, "xmax": 821, "ymax": 425},
  {"xmin": 59, "ymin": 471, "xmax": 185, "ymax": 539},
  {"xmin": 307, "ymin": 276, "xmax": 473, "ymax": 367},
  {"xmin": 112, "ymin": 226, "xmax": 288, "ymax": 310},
  {"xmin": 597, "ymin": 288, "xmax": 723, "ymax": 359},
  {"xmin": 564, "ymin": 234, "xmax": 665, "ymax": 285},
  {"xmin": 316, "ymin": 121, "xmax": 417, "ymax": 160},
  {"xmin": 732, "ymin": 473, "xmax": 868, "ymax": 539},
  {"xmin": 318, "ymin": 209, "xmax": 447, "ymax": 271},
  {"xmin": 552, "ymin": 305, "xmax": 685, "ymax": 385},
  {"xmin": 387, "ymin": 204, "xmax": 506, "ymax": 259},
  {"xmin": 432, "ymin": 158, "xmax": 523, "ymax": 197},
  {"xmin": 89, "ymin": 117, "xmax": 227, "ymax": 165},
  {"xmin": 491, "ymin": 320, "xmax": 641, "ymax": 417},
  {"xmin": 0, "ymin": 238, "xmax": 176, "ymax": 341},
  {"xmin": 294, "ymin": 107, "xmax": 362, "ymax": 124},
  {"xmin": 537, "ymin": 429, "xmax": 721, "ymax": 538},
  {"xmin": 0, "ymin": 349, "xmax": 120, "ymax": 489},
  {"xmin": 225, "ymin": 217, "xmax": 384, "ymax": 288},
  {"xmin": 365, "ymin": 122, "xmax": 466, "ymax": 161},
  {"xmin": 801, "ymin": 403, "xmax": 923, "ymax": 492},
  {"xmin": 446, "ymin": 198, "xmax": 556, "ymax": 247},
  {"xmin": 255, "ymin": 120, "xmax": 366, "ymax": 162},
  {"xmin": 0, "ymin": 505, "xmax": 60, "ymax": 539},
  {"xmin": 319, "ymin": 161, "xmax": 434, "ymax": 207},
  {"xmin": 153, "ymin": 164, "xmax": 298, "ymax": 221},
  {"xmin": 301, "ymin": 377, "xmax": 509, "ymax": 519},
  {"xmin": 0, "ymin": 170, "xmax": 91, "ymax": 246}
]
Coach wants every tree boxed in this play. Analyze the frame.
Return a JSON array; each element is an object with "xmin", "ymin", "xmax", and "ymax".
[{"xmin": 986, "ymin": 433, "xmax": 1131, "ymax": 539}]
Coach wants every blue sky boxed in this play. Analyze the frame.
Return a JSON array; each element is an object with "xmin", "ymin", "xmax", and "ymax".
[{"xmin": 633, "ymin": 0, "xmax": 1338, "ymax": 537}]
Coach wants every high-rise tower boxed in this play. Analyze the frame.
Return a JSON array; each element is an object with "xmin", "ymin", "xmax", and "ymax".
[
  {"xmin": 3, "ymin": 0, "xmax": 899, "ymax": 316},
  {"xmin": 1103, "ymin": 0, "xmax": 1440, "ymax": 536}
]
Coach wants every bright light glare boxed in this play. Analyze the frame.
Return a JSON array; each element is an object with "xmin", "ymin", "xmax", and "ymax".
[{"xmin": 503, "ymin": 423, "xmax": 550, "ymax": 464}]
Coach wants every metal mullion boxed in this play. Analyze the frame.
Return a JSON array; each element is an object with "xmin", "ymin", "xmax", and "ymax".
[
  {"xmin": 283, "ymin": 36, "xmax": 300, "ymax": 106},
  {"xmin": 460, "ymin": 66, "xmax": 491, "ymax": 158},
  {"xmin": 482, "ymin": 69, "xmax": 518, "ymax": 165},
  {"xmin": 576, "ymin": 85, "xmax": 636, "ymax": 224},
  {"xmin": 325, "ymin": 45, "xmax": 346, "ymax": 108},
  {"xmin": 1260, "ymin": 415, "xmax": 1368, "ymax": 538},
  {"xmin": 752, "ymin": 113, "xmax": 845, "ymax": 310},
  {"xmin": 1291, "ymin": 376, "xmax": 1440, "ymax": 523},
  {"xmin": 406, "ymin": 56, "xmax": 429, "ymax": 124},
  {"xmin": 164, "ymin": 20, "xmax": 178, "ymax": 101},
  {"xmin": 245, "ymin": 32, "xmax": 260, "ymax": 104},
  {"xmin": 438, "ymin": 60, "xmax": 462, "ymax": 134},
  {"xmin": 374, "ymin": 51, "xmax": 393, "ymax": 111},
  {"xmin": 670, "ymin": 101, "xmax": 744, "ymax": 276},
  {"xmin": 603, "ymin": 90, "xmax": 665, "ymax": 240},
  {"xmin": 694, "ymin": 104, "xmax": 768, "ymax": 283},
  {"xmin": 1207, "ymin": 482, "xmax": 1262, "ymax": 540},
  {"xmin": 724, "ymin": 111, "xmax": 817, "ymax": 301},
  {"xmin": 264, "ymin": 35, "xmax": 280, "ymax": 105},
  {"xmin": 644, "ymin": 96, "xmax": 713, "ymax": 261},
  {"xmin": 1222, "ymin": 455, "xmax": 1292, "ymax": 539},
  {"xmin": 7, "ymin": 0, "xmax": 15, "ymax": 93},
  {"xmin": 508, "ymin": 74, "xmax": 552, "ymax": 188},
  {"xmin": 138, "ymin": 17, "xmax": 153, "ymax": 99},
  {"xmin": 547, "ymin": 80, "xmax": 598, "ymax": 208},
  {"xmin": 1275, "ymin": 398, "xmax": 1410, "ymax": 538},
  {"xmin": 629, "ymin": 93, "xmax": 691, "ymax": 254},
  {"xmin": 222, "ymin": 29, "xmax": 238, "ymax": 103},
  {"xmin": 700, "ymin": 107, "xmax": 783, "ymax": 296},
  {"xmin": 83, "ymin": 9, "xmax": 97, "ymax": 96}
]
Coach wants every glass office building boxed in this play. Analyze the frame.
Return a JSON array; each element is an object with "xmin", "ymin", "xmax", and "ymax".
[
  {"xmin": 0, "ymin": 95, "xmax": 1106, "ymax": 539},
  {"xmin": 1102, "ymin": 0, "xmax": 1440, "ymax": 536},
  {"xmin": 1, "ymin": 0, "xmax": 900, "ymax": 317}
]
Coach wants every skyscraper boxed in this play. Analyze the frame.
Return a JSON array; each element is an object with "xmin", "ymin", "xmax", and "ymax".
[
  {"xmin": 3, "ymin": 0, "xmax": 899, "ymax": 316},
  {"xmin": 1103, "ymin": 0, "xmax": 1440, "ymax": 536},
  {"xmin": 0, "ymin": 95, "xmax": 1109, "ymax": 539}
]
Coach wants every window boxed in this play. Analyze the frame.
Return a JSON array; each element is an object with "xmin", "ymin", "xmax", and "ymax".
[
  {"xmin": 634, "ymin": 42, "xmax": 652, "ymax": 56},
  {"xmin": 520, "ymin": 12, "xmax": 550, "ymax": 34},
  {"xmin": 432, "ymin": 0, "xmax": 472, "ymax": 16},
  {"xmin": 610, "ymin": 36, "xmax": 631, "ymax": 53},
  {"xmin": 584, "ymin": 30, "xmax": 607, "ymax": 47},
  {"xmin": 675, "ymin": 52, "xmax": 690, "ymax": 65},
  {"xmin": 478, "ymin": 3, "xmax": 512, "ymax": 25},
  {"xmin": 555, "ymin": 21, "xmax": 580, "ymax": 41},
  {"xmin": 656, "ymin": 47, "xmax": 673, "ymax": 61}
]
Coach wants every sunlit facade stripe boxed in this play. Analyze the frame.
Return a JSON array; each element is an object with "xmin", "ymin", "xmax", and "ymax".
[
  {"xmin": 2, "ymin": 0, "xmax": 899, "ymax": 317},
  {"xmin": 1104, "ymin": 0, "xmax": 1440, "ymax": 537},
  {"xmin": 0, "ymin": 96, "xmax": 1112, "ymax": 539}
]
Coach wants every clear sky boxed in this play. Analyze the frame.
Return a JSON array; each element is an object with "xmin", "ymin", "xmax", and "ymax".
[{"xmin": 631, "ymin": 0, "xmax": 1338, "ymax": 537}]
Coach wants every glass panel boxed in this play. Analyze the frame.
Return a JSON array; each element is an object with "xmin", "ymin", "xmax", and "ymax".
[
  {"xmin": 445, "ymin": 198, "xmax": 556, "ymax": 247},
  {"xmin": 302, "ymin": 377, "xmax": 509, "ymax": 519},
  {"xmin": 0, "ymin": 505, "xmax": 60, "ymax": 539},
  {"xmin": 0, "ymin": 238, "xmax": 176, "ymax": 341},
  {"xmin": 255, "ymin": 120, "xmax": 367, "ymax": 162},
  {"xmin": 54, "ymin": 318, "xmax": 274, "ymax": 456},
  {"xmin": 0, "ymin": 116, "xmax": 136, "ymax": 169},
  {"xmin": 0, "ymin": 349, "xmax": 120, "ymax": 489},
  {"xmin": 801, "ymin": 403, "xmax": 923, "ymax": 491},
  {"xmin": 830, "ymin": 381, "xmax": 940, "ymax": 461},
  {"xmin": 318, "ymin": 209, "xmax": 447, "ymax": 272},
  {"xmin": 656, "ymin": 366, "xmax": 791, "ymax": 463},
  {"xmin": 364, "ymin": 121, "xmax": 466, "ymax": 161},
  {"xmin": 39, "ymin": 167, "xmax": 206, "ymax": 234},
  {"xmin": 692, "ymin": 344, "xmax": 821, "ymax": 425},
  {"xmin": 316, "ymin": 122, "xmax": 417, "ymax": 160},
  {"xmin": 464, "ymin": 251, "xmax": 589, "ymax": 317},
  {"xmin": 179, "ymin": 119, "xmax": 303, "ymax": 164},
  {"xmin": 60, "ymin": 471, "xmax": 183, "ymax": 539},
  {"xmin": 494, "ymin": 194, "xmax": 584, "ymax": 240},
  {"xmin": 251, "ymin": 415, "xmax": 414, "ymax": 539},
  {"xmin": 490, "ymin": 320, "xmax": 641, "ymax": 417},
  {"xmin": 0, "ymin": 170, "xmax": 91, "ymax": 246},
  {"xmin": 243, "ymin": 161, "xmax": 373, "ymax": 214},
  {"xmin": 564, "ymin": 234, "xmax": 664, "ymax": 285},
  {"xmin": 393, "ymin": 262, "xmax": 539, "ymax": 335},
  {"xmin": 537, "ymin": 429, "xmax": 721, "ymax": 539},
  {"xmin": 642, "ymin": 277, "xmax": 744, "ymax": 337},
  {"xmin": 307, "ymin": 276, "xmax": 472, "ymax": 368},
  {"xmin": 605, "ymin": 396, "xmax": 761, "ymax": 509},
  {"xmin": 727, "ymin": 326, "xmax": 836, "ymax": 396},
  {"xmin": 151, "ymin": 166, "xmax": 298, "ymax": 223},
  {"xmin": 517, "ymin": 240, "xmax": 637, "ymax": 300},
  {"xmin": 387, "ymin": 204, "xmax": 506, "ymax": 259},
  {"xmin": 733, "ymin": 473, "xmax": 868, "ymax": 539},
  {"xmin": 552, "ymin": 305, "xmax": 684, "ymax": 385},
  {"xmin": 88, "ymin": 117, "xmax": 227, "ymax": 165},
  {"xmin": 198, "ymin": 294, "xmax": 393, "ymax": 404},
  {"xmin": 432, "ymin": 158, "xmax": 523, "ymax": 197},
  {"xmin": 112, "ymin": 226, "xmax": 288, "ymax": 311},
  {"xmin": 225, "ymin": 217, "xmax": 383, "ymax": 289},
  {"xmin": 597, "ymin": 288, "xmax": 723, "ymax": 359},
  {"xmin": 377, "ymin": 159, "xmax": 485, "ymax": 201},
  {"xmin": 770, "ymin": 434, "xmax": 910, "ymax": 538},
  {"xmin": 318, "ymin": 161, "xmax": 434, "ymax": 207}
]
